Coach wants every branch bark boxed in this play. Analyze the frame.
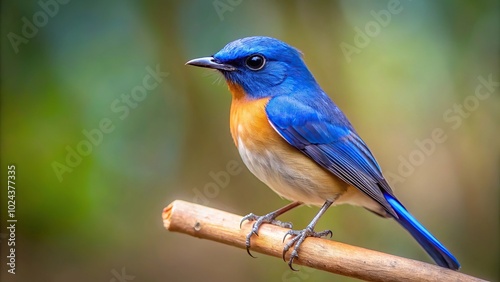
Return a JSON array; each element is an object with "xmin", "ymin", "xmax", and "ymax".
[{"xmin": 162, "ymin": 200, "xmax": 486, "ymax": 282}]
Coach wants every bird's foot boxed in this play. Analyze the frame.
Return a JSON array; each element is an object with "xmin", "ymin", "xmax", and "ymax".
[
  {"xmin": 240, "ymin": 212, "xmax": 293, "ymax": 257},
  {"xmin": 282, "ymin": 227, "xmax": 333, "ymax": 270}
]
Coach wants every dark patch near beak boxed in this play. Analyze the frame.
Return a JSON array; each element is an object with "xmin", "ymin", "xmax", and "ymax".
[{"xmin": 185, "ymin": 57, "xmax": 236, "ymax": 71}]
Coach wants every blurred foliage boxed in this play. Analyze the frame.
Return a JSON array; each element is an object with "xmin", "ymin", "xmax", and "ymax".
[{"xmin": 1, "ymin": 0, "xmax": 498, "ymax": 281}]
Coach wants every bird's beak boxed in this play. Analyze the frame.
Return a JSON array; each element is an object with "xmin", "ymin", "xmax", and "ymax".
[{"xmin": 185, "ymin": 56, "xmax": 236, "ymax": 71}]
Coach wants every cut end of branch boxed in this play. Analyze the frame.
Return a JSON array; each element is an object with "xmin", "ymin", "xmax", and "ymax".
[{"xmin": 162, "ymin": 201, "xmax": 175, "ymax": 230}]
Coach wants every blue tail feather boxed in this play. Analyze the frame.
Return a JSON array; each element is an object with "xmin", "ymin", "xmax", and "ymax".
[{"xmin": 384, "ymin": 193, "xmax": 460, "ymax": 270}]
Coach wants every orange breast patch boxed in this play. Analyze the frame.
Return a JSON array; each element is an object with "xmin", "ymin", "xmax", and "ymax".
[{"xmin": 228, "ymin": 83, "xmax": 285, "ymax": 152}]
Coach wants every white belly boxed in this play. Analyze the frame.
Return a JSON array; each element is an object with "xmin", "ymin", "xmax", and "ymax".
[
  {"xmin": 237, "ymin": 137, "xmax": 347, "ymax": 206},
  {"xmin": 237, "ymin": 137, "xmax": 386, "ymax": 216}
]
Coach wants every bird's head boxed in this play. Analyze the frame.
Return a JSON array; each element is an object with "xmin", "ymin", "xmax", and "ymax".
[{"xmin": 186, "ymin": 36, "xmax": 318, "ymax": 99}]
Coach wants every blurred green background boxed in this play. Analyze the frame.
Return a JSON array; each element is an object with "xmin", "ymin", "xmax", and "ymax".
[{"xmin": 1, "ymin": 0, "xmax": 499, "ymax": 281}]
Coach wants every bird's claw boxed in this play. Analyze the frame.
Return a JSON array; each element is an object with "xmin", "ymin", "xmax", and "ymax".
[
  {"xmin": 240, "ymin": 212, "xmax": 293, "ymax": 257},
  {"xmin": 282, "ymin": 227, "xmax": 333, "ymax": 270}
]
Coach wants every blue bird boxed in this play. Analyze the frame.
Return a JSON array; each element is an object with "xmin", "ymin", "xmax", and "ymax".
[{"xmin": 186, "ymin": 36, "xmax": 460, "ymax": 270}]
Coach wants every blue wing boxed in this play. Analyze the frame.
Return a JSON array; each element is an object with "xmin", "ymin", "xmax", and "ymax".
[
  {"xmin": 265, "ymin": 93, "xmax": 460, "ymax": 270},
  {"xmin": 266, "ymin": 94, "xmax": 396, "ymax": 216}
]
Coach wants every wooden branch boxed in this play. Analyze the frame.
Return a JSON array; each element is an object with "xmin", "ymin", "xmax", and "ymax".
[{"xmin": 163, "ymin": 200, "xmax": 486, "ymax": 282}]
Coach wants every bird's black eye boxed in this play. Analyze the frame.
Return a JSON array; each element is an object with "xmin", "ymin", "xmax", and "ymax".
[{"xmin": 245, "ymin": 55, "xmax": 266, "ymax": 70}]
